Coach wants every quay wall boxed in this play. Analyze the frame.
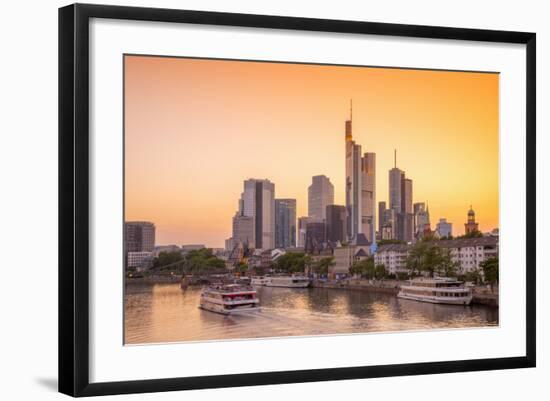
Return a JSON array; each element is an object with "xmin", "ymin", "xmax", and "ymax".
[
  {"xmin": 125, "ymin": 276, "xmax": 499, "ymax": 307},
  {"xmin": 126, "ymin": 275, "xmax": 181, "ymax": 284},
  {"xmin": 471, "ymin": 293, "xmax": 499, "ymax": 307},
  {"xmin": 312, "ymin": 279, "xmax": 400, "ymax": 295},
  {"xmin": 312, "ymin": 279, "xmax": 499, "ymax": 307}
]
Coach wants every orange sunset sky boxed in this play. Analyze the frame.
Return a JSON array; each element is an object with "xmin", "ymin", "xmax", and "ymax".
[{"xmin": 124, "ymin": 55, "xmax": 499, "ymax": 248}]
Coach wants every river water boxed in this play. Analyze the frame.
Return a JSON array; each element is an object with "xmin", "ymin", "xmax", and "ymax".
[{"xmin": 124, "ymin": 283, "xmax": 498, "ymax": 344}]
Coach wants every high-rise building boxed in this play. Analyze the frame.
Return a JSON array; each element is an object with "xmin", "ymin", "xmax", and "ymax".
[
  {"xmin": 345, "ymin": 101, "xmax": 376, "ymax": 242},
  {"xmin": 326, "ymin": 205, "xmax": 347, "ymax": 243},
  {"xmin": 361, "ymin": 152, "xmax": 376, "ymax": 242},
  {"xmin": 225, "ymin": 237, "xmax": 235, "ymax": 251},
  {"xmin": 125, "ymin": 221, "xmax": 155, "ymax": 252},
  {"xmin": 400, "ymin": 178, "xmax": 413, "ymax": 242},
  {"xmin": 232, "ymin": 213, "xmax": 255, "ymax": 247},
  {"xmin": 388, "ymin": 151, "xmax": 413, "ymax": 242},
  {"xmin": 308, "ymin": 175, "xmax": 334, "ymax": 221},
  {"xmin": 297, "ymin": 217, "xmax": 308, "ymax": 248},
  {"xmin": 402, "ymin": 178, "xmax": 413, "ymax": 214},
  {"xmin": 275, "ymin": 199, "xmax": 297, "ymax": 249},
  {"xmin": 436, "ymin": 218, "xmax": 453, "ymax": 238},
  {"xmin": 413, "ymin": 202, "xmax": 425, "ymax": 233},
  {"xmin": 381, "ymin": 208, "xmax": 396, "ymax": 240},
  {"xmin": 297, "ymin": 216, "xmax": 322, "ymax": 248},
  {"xmin": 305, "ymin": 222, "xmax": 326, "ymax": 254},
  {"xmin": 389, "ymin": 169, "xmax": 403, "ymax": 214},
  {"xmin": 378, "ymin": 201, "xmax": 387, "ymax": 235},
  {"xmin": 237, "ymin": 179, "xmax": 276, "ymax": 250},
  {"xmin": 414, "ymin": 202, "xmax": 430, "ymax": 239},
  {"xmin": 464, "ymin": 206, "xmax": 479, "ymax": 235}
]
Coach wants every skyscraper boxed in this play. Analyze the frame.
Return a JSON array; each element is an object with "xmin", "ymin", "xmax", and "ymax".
[
  {"xmin": 232, "ymin": 213, "xmax": 255, "ymax": 247},
  {"xmin": 326, "ymin": 205, "xmax": 347, "ymax": 243},
  {"xmin": 345, "ymin": 101, "xmax": 376, "ymax": 242},
  {"xmin": 237, "ymin": 179, "xmax": 276, "ymax": 250},
  {"xmin": 388, "ymin": 150, "xmax": 413, "ymax": 242},
  {"xmin": 275, "ymin": 198, "xmax": 297, "ymax": 249},
  {"xmin": 305, "ymin": 222, "xmax": 326, "ymax": 254},
  {"xmin": 401, "ymin": 178, "xmax": 414, "ymax": 241},
  {"xmin": 297, "ymin": 216, "xmax": 322, "ymax": 248},
  {"xmin": 125, "ymin": 221, "xmax": 155, "ymax": 252},
  {"xmin": 378, "ymin": 201, "xmax": 387, "ymax": 236},
  {"xmin": 381, "ymin": 208, "xmax": 396, "ymax": 240},
  {"xmin": 436, "ymin": 218, "xmax": 453, "ymax": 238},
  {"xmin": 361, "ymin": 152, "xmax": 376, "ymax": 242},
  {"xmin": 308, "ymin": 175, "xmax": 334, "ymax": 221},
  {"xmin": 414, "ymin": 202, "xmax": 430, "ymax": 239}
]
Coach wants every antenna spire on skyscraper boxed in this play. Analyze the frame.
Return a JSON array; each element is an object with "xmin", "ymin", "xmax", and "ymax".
[
  {"xmin": 394, "ymin": 149, "xmax": 397, "ymax": 168},
  {"xmin": 345, "ymin": 99, "xmax": 353, "ymax": 141}
]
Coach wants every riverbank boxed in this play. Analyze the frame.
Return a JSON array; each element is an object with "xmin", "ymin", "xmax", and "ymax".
[
  {"xmin": 125, "ymin": 276, "xmax": 498, "ymax": 307},
  {"xmin": 312, "ymin": 279, "xmax": 400, "ymax": 295},
  {"xmin": 311, "ymin": 279, "xmax": 499, "ymax": 307},
  {"xmin": 126, "ymin": 274, "xmax": 181, "ymax": 284}
]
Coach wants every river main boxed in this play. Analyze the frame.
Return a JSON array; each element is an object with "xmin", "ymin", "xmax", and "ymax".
[{"xmin": 124, "ymin": 283, "xmax": 498, "ymax": 344}]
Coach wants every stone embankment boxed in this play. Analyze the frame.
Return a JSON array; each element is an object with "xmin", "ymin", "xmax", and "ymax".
[
  {"xmin": 312, "ymin": 279, "xmax": 499, "ymax": 307},
  {"xmin": 312, "ymin": 279, "xmax": 400, "ymax": 295}
]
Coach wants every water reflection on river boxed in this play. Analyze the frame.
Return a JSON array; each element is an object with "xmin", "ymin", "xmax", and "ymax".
[{"xmin": 124, "ymin": 283, "xmax": 498, "ymax": 344}]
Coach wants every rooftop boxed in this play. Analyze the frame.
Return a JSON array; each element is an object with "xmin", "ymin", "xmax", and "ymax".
[{"xmin": 376, "ymin": 236, "xmax": 498, "ymax": 253}]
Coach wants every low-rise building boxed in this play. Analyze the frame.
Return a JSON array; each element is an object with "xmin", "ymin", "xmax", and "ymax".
[
  {"xmin": 374, "ymin": 243, "xmax": 408, "ymax": 275},
  {"xmin": 374, "ymin": 237, "xmax": 498, "ymax": 276},
  {"xmin": 351, "ymin": 233, "xmax": 371, "ymax": 258},
  {"xmin": 331, "ymin": 246, "xmax": 355, "ymax": 277},
  {"xmin": 438, "ymin": 236, "xmax": 498, "ymax": 274},
  {"xmin": 247, "ymin": 254, "xmax": 262, "ymax": 270},
  {"xmin": 260, "ymin": 249, "xmax": 274, "ymax": 268},
  {"xmin": 181, "ymin": 244, "xmax": 205, "ymax": 253},
  {"xmin": 127, "ymin": 251, "xmax": 154, "ymax": 270},
  {"xmin": 153, "ymin": 244, "xmax": 181, "ymax": 257}
]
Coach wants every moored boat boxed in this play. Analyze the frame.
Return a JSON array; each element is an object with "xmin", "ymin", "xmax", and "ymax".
[
  {"xmin": 265, "ymin": 275, "xmax": 311, "ymax": 288},
  {"xmin": 398, "ymin": 277, "xmax": 473, "ymax": 305},
  {"xmin": 250, "ymin": 276, "xmax": 269, "ymax": 286},
  {"xmin": 199, "ymin": 283, "xmax": 261, "ymax": 315}
]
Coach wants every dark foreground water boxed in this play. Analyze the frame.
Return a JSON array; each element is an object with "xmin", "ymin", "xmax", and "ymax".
[{"xmin": 124, "ymin": 283, "xmax": 498, "ymax": 344}]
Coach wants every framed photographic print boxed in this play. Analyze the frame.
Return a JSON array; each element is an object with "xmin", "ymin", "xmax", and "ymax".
[{"xmin": 58, "ymin": 3, "xmax": 536, "ymax": 397}]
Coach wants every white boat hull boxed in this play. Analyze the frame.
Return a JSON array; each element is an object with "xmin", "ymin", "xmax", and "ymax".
[
  {"xmin": 397, "ymin": 292, "xmax": 473, "ymax": 306},
  {"xmin": 199, "ymin": 300, "xmax": 261, "ymax": 315}
]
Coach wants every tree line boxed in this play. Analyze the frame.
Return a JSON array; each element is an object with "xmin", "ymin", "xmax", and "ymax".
[
  {"xmin": 152, "ymin": 248, "xmax": 225, "ymax": 274},
  {"xmin": 149, "ymin": 243, "xmax": 498, "ymax": 290}
]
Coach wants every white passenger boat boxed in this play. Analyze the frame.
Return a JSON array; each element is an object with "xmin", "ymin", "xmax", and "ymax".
[
  {"xmin": 199, "ymin": 284, "xmax": 260, "ymax": 315},
  {"xmin": 398, "ymin": 277, "xmax": 473, "ymax": 305},
  {"xmin": 265, "ymin": 275, "xmax": 311, "ymax": 288},
  {"xmin": 250, "ymin": 276, "xmax": 269, "ymax": 286}
]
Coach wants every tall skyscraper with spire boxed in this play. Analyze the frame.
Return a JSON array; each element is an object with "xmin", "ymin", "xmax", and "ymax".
[{"xmin": 345, "ymin": 100, "xmax": 376, "ymax": 243}]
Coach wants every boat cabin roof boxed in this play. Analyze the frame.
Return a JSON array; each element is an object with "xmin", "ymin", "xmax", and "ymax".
[{"xmin": 206, "ymin": 283, "xmax": 255, "ymax": 293}]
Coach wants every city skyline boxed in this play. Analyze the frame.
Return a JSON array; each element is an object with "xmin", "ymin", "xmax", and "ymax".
[{"xmin": 125, "ymin": 55, "xmax": 499, "ymax": 247}]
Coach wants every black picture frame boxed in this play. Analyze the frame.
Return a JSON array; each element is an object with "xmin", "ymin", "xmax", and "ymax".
[{"xmin": 59, "ymin": 3, "xmax": 536, "ymax": 397}]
